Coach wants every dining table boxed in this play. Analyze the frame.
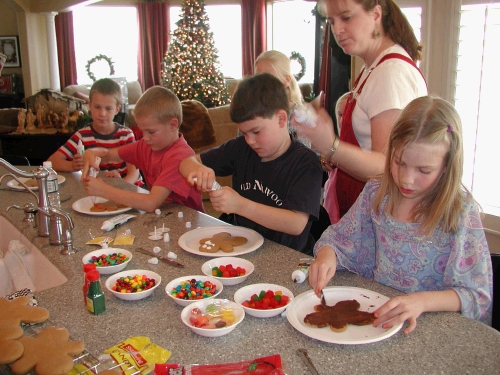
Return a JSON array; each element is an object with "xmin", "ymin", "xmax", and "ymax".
[{"xmin": 0, "ymin": 165, "xmax": 499, "ymax": 375}]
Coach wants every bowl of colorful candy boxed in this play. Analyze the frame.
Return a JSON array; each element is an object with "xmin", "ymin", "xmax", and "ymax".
[
  {"xmin": 105, "ymin": 269, "xmax": 161, "ymax": 301},
  {"xmin": 201, "ymin": 257, "xmax": 255, "ymax": 286},
  {"xmin": 165, "ymin": 275, "xmax": 223, "ymax": 307},
  {"xmin": 82, "ymin": 248, "xmax": 132, "ymax": 275},
  {"xmin": 180, "ymin": 298, "xmax": 245, "ymax": 337},
  {"xmin": 233, "ymin": 283, "xmax": 294, "ymax": 318}
]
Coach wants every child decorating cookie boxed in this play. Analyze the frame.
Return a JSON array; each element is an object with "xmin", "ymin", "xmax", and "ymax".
[
  {"xmin": 308, "ymin": 96, "xmax": 493, "ymax": 333},
  {"xmin": 48, "ymin": 78, "xmax": 141, "ymax": 185},
  {"xmin": 81, "ymin": 86, "xmax": 204, "ymax": 213},
  {"xmin": 180, "ymin": 73, "xmax": 323, "ymax": 255}
]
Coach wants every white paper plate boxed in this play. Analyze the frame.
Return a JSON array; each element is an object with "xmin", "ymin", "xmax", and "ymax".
[
  {"xmin": 177, "ymin": 225, "xmax": 264, "ymax": 257},
  {"xmin": 286, "ymin": 286, "xmax": 403, "ymax": 345},
  {"xmin": 72, "ymin": 196, "xmax": 132, "ymax": 216},
  {"xmin": 6, "ymin": 175, "xmax": 66, "ymax": 191}
]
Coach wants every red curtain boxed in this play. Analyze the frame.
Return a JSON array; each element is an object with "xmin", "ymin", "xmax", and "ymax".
[
  {"xmin": 137, "ymin": 1, "xmax": 170, "ymax": 91},
  {"xmin": 55, "ymin": 12, "xmax": 78, "ymax": 89},
  {"xmin": 318, "ymin": 25, "xmax": 331, "ymax": 111},
  {"xmin": 241, "ymin": 0, "xmax": 266, "ymax": 77}
]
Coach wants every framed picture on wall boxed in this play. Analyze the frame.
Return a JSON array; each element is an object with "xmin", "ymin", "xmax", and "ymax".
[{"xmin": 0, "ymin": 36, "xmax": 21, "ymax": 68}]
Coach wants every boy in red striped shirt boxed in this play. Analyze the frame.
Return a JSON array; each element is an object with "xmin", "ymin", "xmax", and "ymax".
[{"xmin": 48, "ymin": 78, "xmax": 140, "ymax": 185}]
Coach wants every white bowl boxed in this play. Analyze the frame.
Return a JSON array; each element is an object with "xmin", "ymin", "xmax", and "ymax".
[
  {"xmin": 165, "ymin": 275, "xmax": 223, "ymax": 307},
  {"xmin": 105, "ymin": 269, "xmax": 161, "ymax": 301},
  {"xmin": 180, "ymin": 298, "xmax": 245, "ymax": 337},
  {"xmin": 82, "ymin": 248, "xmax": 133, "ymax": 275},
  {"xmin": 201, "ymin": 257, "xmax": 255, "ymax": 286},
  {"xmin": 233, "ymin": 283, "xmax": 294, "ymax": 318}
]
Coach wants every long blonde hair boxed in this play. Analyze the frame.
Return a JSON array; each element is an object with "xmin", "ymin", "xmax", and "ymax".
[
  {"xmin": 254, "ymin": 50, "xmax": 303, "ymax": 105},
  {"xmin": 372, "ymin": 96, "xmax": 468, "ymax": 235}
]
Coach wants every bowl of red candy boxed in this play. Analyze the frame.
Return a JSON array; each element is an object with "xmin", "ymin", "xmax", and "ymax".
[
  {"xmin": 201, "ymin": 257, "xmax": 254, "ymax": 286},
  {"xmin": 165, "ymin": 275, "xmax": 223, "ymax": 307},
  {"xmin": 105, "ymin": 269, "xmax": 161, "ymax": 301},
  {"xmin": 233, "ymin": 283, "xmax": 293, "ymax": 318},
  {"xmin": 181, "ymin": 298, "xmax": 245, "ymax": 337},
  {"xmin": 82, "ymin": 248, "xmax": 132, "ymax": 275}
]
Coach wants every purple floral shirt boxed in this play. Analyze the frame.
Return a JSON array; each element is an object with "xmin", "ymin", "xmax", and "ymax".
[{"xmin": 314, "ymin": 180, "xmax": 493, "ymax": 325}]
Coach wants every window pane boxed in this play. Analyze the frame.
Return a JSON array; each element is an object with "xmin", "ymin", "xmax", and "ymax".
[
  {"xmin": 456, "ymin": 3, "xmax": 500, "ymax": 214},
  {"xmin": 400, "ymin": 7, "xmax": 422, "ymax": 42},
  {"xmin": 268, "ymin": 1, "xmax": 316, "ymax": 84},
  {"xmin": 169, "ymin": 5, "xmax": 242, "ymax": 78},
  {"xmin": 73, "ymin": 7, "xmax": 138, "ymax": 84}
]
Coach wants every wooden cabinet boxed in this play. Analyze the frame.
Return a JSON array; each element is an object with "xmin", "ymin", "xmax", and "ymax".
[{"xmin": 0, "ymin": 133, "xmax": 72, "ymax": 166}]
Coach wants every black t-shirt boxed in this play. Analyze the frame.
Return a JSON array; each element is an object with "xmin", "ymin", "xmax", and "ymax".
[{"xmin": 201, "ymin": 135, "xmax": 322, "ymax": 253}]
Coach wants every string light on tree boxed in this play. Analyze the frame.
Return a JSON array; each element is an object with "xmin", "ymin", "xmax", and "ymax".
[{"xmin": 161, "ymin": 0, "xmax": 230, "ymax": 107}]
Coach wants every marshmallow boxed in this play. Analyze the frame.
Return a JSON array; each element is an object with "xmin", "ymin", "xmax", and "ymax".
[
  {"xmin": 148, "ymin": 257, "xmax": 159, "ymax": 264},
  {"xmin": 153, "ymin": 246, "xmax": 161, "ymax": 253},
  {"xmin": 163, "ymin": 233, "xmax": 170, "ymax": 242},
  {"xmin": 167, "ymin": 251, "xmax": 177, "ymax": 259},
  {"xmin": 186, "ymin": 221, "xmax": 192, "ymax": 228},
  {"xmin": 155, "ymin": 209, "xmax": 161, "ymax": 215}
]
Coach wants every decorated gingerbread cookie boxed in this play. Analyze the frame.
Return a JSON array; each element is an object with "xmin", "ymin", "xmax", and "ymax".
[
  {"xmin": 10, "ymin": 326, "xmax": 85, "ymax": 375},
  {"xmin": 199, "ymin": 232, "xmax": 248, "ymax": 253}
]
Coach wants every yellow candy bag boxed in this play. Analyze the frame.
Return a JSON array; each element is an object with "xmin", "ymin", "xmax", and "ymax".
[{"xmin": 103, "ymin": 336, "xmax": 171, "ymax": 375}]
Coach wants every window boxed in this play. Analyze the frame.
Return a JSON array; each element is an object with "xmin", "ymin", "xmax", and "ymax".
[
  {"xmin": 266, "ymin": 0, "xmax": 317, "ymax": 84},
  {"xmin": 455, "ymin": 3, "xmax": 500, "ymax": 216},
  {"xmin": 169, "ymin": 4, "xmax": 242, "ymax": 78},
  {"xmin": 72, "ymin": 6, "xmax": 138, "ymax": 85}
]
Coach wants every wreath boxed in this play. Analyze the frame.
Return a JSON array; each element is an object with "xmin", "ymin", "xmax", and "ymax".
[
  {"xmin": 290, "ymin": 51, "xmax": 306, "ymax": 81},
  {"xmin": 86, "ymin": 54, "xmax": 115, "ymax": 82}
]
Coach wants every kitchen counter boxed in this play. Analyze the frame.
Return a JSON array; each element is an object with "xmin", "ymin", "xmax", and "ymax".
[{"xmin": 1, "ymin": 166, "xmax": 499, "ymax": 375}]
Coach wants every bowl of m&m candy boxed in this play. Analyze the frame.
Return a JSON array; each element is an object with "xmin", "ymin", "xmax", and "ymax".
[
  {"xmin": 181, "ymin": 299, "xmax": 245, "ymax": 337},
  {"xmin": 105, "ymin": 269, "xmax": 161, "ymax": 301},
  {"xmin": 234, "ymin": 283, "xmax": 294, "ymax": 318},
  {"xmin": 165, "ymin": 275, "xmax": 223, "ymax": 307},
  {"xmin": 201, "ymin": 257, "xmax": 254, "ymax": 286},
  {"xmin": 82, "ymin": 248, "xmax": 132, "ymax": 275}
]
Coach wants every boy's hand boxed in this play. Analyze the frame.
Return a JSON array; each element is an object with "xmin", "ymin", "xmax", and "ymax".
[
  {"xmin": 72, "ymin": 154, "xmax": 84, "ymax": 171},
  {"xmin": 105, "ymin": 170, "xmax": 121, "ymax": 178},
  {"xmin": 308, "ymin": 246, "xmax": 337, "ymax": 297},
  {"xmin": 208, "ymin": 187, "xmax": 242, "ymax": 214},
  {"xmin": 81, "ymin": 148, "xmax": 107, "ymax": 181},
  {"xmin": 187, "ymin": 167, "xmax": 217, "ymax": 192},
  {"xmin": 82, "ymin": 176, "xmax": 108, "ymax": 198},
  {"xmin": 373, "ymin": 293, "xmax": 426, "ymax": 335}
]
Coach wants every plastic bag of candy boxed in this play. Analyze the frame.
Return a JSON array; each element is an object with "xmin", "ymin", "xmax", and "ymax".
[{"xmin": 154, "ymin": 354, "xmax": 286, "ymax": 375}]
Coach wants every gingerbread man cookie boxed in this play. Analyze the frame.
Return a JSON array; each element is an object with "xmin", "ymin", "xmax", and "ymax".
[
  {"xmin": 10, "ymin": 326, "xmax": 85, "ymax": 375},
  {"xmin": 199, "ymin": 232, "xmax": 248, "ymax": 253},
  {"xmin": 0, "ymin": 297, "xmax": 50, "ymax": 365}
]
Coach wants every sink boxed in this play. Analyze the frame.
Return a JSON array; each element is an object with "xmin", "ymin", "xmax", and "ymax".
[{"xmin": 0, "ymin": 216, "xmax": 68, "ymax": 297}]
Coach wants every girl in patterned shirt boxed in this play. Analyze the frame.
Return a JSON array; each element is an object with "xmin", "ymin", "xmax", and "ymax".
[{"xmin": 309, "ymin": 96, "xmax": 493, "ymax": 333}]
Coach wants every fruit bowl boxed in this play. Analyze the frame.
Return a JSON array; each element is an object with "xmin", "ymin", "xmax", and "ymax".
[
  {"xmin": 105, "ymin": 269, "xmax": 161, "ymax": 301},
  {"xmin": 180, "ymin": 299, "xmax": 245, "ymax": 337},
  {"xmin": 233, "ymin": 283, "xmax": 294, "ymax": 318},
  {"xmin": 82, "ymin": 248, "xmax": 132, "ymax": 275},
  {"xmin": 165, "ymin": 275, "xmax": 223, "ymax": 307},
  {"xmin": 201, "ymin": 257, "xmax": 254, "ymax": 286}
]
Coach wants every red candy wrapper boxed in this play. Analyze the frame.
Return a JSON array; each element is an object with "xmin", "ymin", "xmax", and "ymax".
[{"xmin": 154, "ymin": 354, "xmax": 285, "ymax": 375}]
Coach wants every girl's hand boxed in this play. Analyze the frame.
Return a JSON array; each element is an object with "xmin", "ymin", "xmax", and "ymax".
[
  {"xmin": 308, "ymin": 247, "xmax": 337, "ymax": 297},
  {"xmin": 208, "ymin": 187, "xmax": 242, "ymax": 214},
  {"xmin": 72, "ymin": 154, "xmax": 84, "ymax": 171},
  {"xmin": 373, "ymin": 293, "xmax": 426, "ymax": 334}
]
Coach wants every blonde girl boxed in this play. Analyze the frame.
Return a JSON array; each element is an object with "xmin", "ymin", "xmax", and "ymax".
[
  {"xmin": 254, "ymin": 50, "xmax": 303, "ymax": 106},
  {"xmin": 309, "ymin": 96, "xmax": 493, "ymax": 334}
]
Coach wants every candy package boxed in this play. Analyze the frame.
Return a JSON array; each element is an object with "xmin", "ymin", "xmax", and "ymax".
[{"xmin": 154, "ymin": 354, "xmax": 286, "ymax": 375}]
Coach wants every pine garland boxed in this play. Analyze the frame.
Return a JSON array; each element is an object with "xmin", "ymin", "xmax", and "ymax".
[
  {"xmin": 290, "ymin": 51, "xmax": 306, "ymax": 81},
  {"xmin": 86, "ymin": 54, "xmax": 115, "ymax": 82}
]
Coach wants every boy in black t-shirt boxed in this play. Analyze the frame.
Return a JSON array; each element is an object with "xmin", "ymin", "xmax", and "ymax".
[{"xmin": 179, "ymin": 73, "xmax": 322, "ymax": 254}]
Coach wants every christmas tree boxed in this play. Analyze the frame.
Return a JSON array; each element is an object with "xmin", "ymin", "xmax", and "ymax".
[{"xmin": 161, "ymin": 0, "xmax": 230, "ymax": 107}]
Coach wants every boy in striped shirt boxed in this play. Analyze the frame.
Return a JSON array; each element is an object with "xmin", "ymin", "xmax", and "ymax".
[{"xmin": 48, "ymin": 78, "xmax": 140, "ymax": 185}]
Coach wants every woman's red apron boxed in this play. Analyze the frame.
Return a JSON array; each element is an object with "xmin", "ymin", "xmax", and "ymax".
[{"xmin": 326, "ymin": 53, "xmax": 425, "ymax": 222}]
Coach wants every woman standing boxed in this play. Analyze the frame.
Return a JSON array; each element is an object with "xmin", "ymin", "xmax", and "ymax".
[{"xmin": 295, "ymin": 0, "xmax": 427, "ymax": 223}]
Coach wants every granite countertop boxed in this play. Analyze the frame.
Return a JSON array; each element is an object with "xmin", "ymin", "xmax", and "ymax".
[{"xmin": 1, "ymin": 166, "xmax": 499, "ymax": 374}]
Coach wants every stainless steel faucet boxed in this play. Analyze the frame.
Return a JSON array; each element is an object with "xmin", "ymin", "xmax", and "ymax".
[{"xmin": 1, "ymin": 158, "xmax": 76, "ymax": 254}]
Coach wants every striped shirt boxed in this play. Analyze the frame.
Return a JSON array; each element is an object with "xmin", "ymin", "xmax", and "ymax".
[{"xmin": 58, "ymin": 123, "xmax": 135, "ymax": 178}]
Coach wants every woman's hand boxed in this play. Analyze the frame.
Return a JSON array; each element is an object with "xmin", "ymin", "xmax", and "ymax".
[{"xmin": 308, "ymin": 246, "xmax": 338, "ymax": 297}]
